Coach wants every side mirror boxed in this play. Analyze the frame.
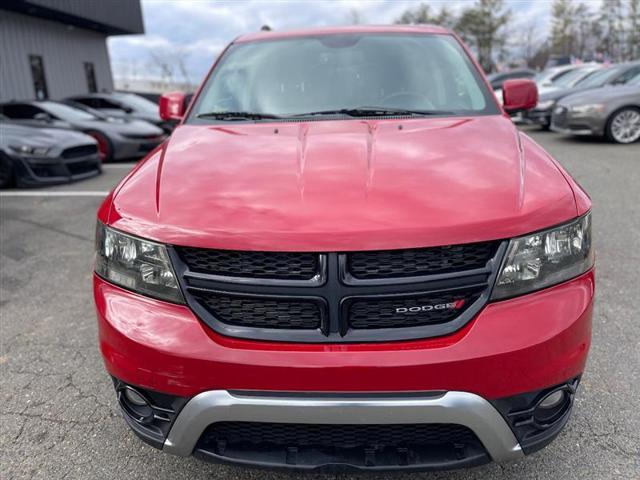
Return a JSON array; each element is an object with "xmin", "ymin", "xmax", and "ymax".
[
  {"xmin": 503, "ymin": 79, "xmax": 538, "ymax": 114},
  {"xmin": 159, "ymin": 92, "xmax": 186, "ymax": 121}
]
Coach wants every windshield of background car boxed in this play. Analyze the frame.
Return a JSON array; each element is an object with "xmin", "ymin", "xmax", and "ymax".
[
  {"xmin": 112, "ymin": 93, "xmax": 159, "ymax": 113},
  {"xmin": 554, "ymin": 68, "xmax": 596, "ymax": 87},
  {"xmin": 41, "ymin": 101, "xmax": 98, "ymax": 121},
  {"xmin": 188, "ymin": 34, "xmax": 499, "ymax": 120},
  {"xmin": 575, "ymin": 67, "xmax": 621, "ymax": 88}
]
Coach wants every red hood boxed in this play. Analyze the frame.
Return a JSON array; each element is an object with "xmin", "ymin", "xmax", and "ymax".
[{"xmin": 109, "ymin": 115, "xmax": 578, "ymax": 251}]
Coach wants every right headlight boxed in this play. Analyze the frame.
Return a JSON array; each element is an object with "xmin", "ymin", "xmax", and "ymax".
[
  {"xmin": 95, "ymin": 222, "xmax": 184, "ymax": 303},
  {"xmin": 492, "ymin": 212, "xmax": 593, "ymax": 300}
]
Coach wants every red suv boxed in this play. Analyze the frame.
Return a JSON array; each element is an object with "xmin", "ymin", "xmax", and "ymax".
[{"xmin": 94, "ymin": 26, "xmax": 594, "ymax": 471}]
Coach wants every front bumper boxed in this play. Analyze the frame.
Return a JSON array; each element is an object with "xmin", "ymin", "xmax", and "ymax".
[
  {"xmin": 95, "ymin": 270, "xmax": 593, "ymax": 468},
  {"xmin": 550, "ymin": 106, "xmax": 606, "ymax": 137},
  {"xmin": 521, "ymin": 108, "xmax": 552, "ymax": 126},
  {"xmin": 11, "ymin": 153, "xmax": 101, "ymax": 187}
]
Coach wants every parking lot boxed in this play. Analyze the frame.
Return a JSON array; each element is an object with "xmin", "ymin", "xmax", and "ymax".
[{"xmin": 0, "ymin": 127, "xmax": 638, "ymax": 479}]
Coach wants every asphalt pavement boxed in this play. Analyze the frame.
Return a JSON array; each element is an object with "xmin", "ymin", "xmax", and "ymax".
[{"xmin": 1, "ymin": 127, "xmax": 639, "ymax": 479}]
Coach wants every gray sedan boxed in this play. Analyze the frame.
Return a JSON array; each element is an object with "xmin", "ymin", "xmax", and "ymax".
[
  {"xmin": 551, "ymin": 76, "xmax": 640, "ymax": 144},
  {"xmin": 0, "ymin": 101, "xmax": 166, "ymax": 162}
]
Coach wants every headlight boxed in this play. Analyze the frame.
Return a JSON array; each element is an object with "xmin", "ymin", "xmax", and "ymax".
[
  {"xmin": 95, "ymin": 222, "xmax": 184, "ymax": 303},
  {"xmin": 492, "ymin": 213, "xmax": 593, "ymax": 300},
  {"xmin": 570, "ymin": 104, "xmax": 604, "ymax": 115},
  {"xmin": 536, "ymin": 100, "xmax": 555, "ymax": 110},
  {"xmin": 10, "ymin": 145, "xmax": 49, "ymax": 157}
]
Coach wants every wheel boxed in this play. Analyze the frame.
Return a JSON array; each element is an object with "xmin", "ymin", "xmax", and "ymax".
[
  {"xmin": 86, "ymin": 130, "xmax": 114, "ymax": 162},
  {"xmin": 0, "ymin": 153, "xmax": 15, "ymax": 188},
  {"xmin": 605, "ymin": 107, "xmax": 640, "ymax": 144}
]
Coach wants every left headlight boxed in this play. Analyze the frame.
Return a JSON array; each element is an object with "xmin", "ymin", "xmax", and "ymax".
[
  {"xmin": 10, "ymin": 145, "xmax": 50, "ymax": 157},
  {"xmin": 492, "ymin": 212, "xmax": 593, "ymax": 300},
  {"xmin": 95, "ymin": 222, "xmax": 184, "ymax": 303},
  {"xmin": 570, "ymin": 104, "xmax": 604, "ymax": 115},
  {"xmin": 536, "ymin": 100, "xmax": 555, "ymax": 110}
]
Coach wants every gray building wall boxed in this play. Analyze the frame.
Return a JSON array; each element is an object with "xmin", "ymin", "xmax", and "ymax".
[{"xmin": 0, "ymin": 10, "xmax": 115, "ymax": 101}]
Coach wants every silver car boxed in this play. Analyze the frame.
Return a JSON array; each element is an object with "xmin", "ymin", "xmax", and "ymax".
[
  {"xmin": 0, "ymin": 101, "xmax": 166, "ymax": 161},
  {"xmin": 551, "ymin": 75, "xmax": 640, "ymax": 144}
]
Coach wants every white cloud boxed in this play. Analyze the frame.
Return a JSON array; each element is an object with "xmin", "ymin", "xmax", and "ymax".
[{"xmin": 108, "ymin": 0, "xmax": 555, "ymax": 84}]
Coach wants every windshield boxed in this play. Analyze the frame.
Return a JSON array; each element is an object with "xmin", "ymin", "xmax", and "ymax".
[
  {"xmin": 628, "ymin": 73, "xmax": 640, "ymax": 86},
  {"xmin": 189, "ymin": 34, "xmax": 498, "ymax": 120},
  {"xmin": 112, "ymin": 93, "xmax": 158, "ymax": 113},
  {"xmin": 553, "ymin": 68, "xmax": 596, "ymax": 87},
  {"xmin": 575, "ymin": 67, "xmax": 621, "ymax": 88},
  {"xmin": 41, "ymin": 101, "xmax": 98, "ymax": 121}
]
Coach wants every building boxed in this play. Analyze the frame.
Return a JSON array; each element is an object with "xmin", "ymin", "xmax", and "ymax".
[{"xmin": 0, "ymin": 0, "xmax": 143, "ymax": 102}]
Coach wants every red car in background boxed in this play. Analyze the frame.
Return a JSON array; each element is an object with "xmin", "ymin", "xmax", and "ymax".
[{"xmin": 94, "ymin": 25, "xmax": 594, "ymax": 471}]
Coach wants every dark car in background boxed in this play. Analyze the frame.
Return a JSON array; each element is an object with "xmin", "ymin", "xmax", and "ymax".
[
  {"xmin": 0, "ymin": 101, "xmax": 166, "ymax": 162},
  {"xmin": 487, "ymin": 68, "xmax": 536, "ymax": 90},
  {"xmin": 524, "ymin": 62, "xmax": 640, "ymax": 129},
  {"xmin": 65, "ymin": 92, "xmax": 176, "ymax": 133},
  {"xmin": 551, "ymin": 74, "xmax": 640, "ymax": 143},
  {"xmin": 0, "ymin": 114, "xmax": 101, "ymax": 188}
]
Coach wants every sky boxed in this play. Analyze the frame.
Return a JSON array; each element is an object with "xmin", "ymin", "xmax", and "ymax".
[{"xmin": 107, "ymin": 0, "xmax": 575, "ymax": 85}]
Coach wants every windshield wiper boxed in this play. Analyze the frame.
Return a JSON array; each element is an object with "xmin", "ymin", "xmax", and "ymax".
[
  {"xmin": 196, "ymin": 111, "xmax": 281, "ymax": 121},
  {"xmin": 291, "ymin": 107, "xmax": 455, "ymax": 117}
]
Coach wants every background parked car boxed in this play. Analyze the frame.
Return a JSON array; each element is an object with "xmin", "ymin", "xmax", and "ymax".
[
  {"xmin": 524, "ymin": 62, "xmax": 640, "ymax": 129},
  {"xmin": 0, "ymin": 101, "xmax": 166, "ymax": 162},
  {"xmin": 551, "ymin": 74, "xmax": 640, "ymax": 144},
  {"xmin": 0, "ymin": 114, "xmax": 101, "ymax": 188},
  {"xmin": 487, "ymin": 68, "xmax": 536, "ymax": 90},
  {"xmin": 65, "ymin": 92, "xmax": 176, "ymax": 133},
  {"xmin": 537, "ymin": 64, "xmax": 604, "ymax": 96}
]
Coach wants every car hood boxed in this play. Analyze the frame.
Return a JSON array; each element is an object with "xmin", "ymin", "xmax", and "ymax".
[
  {"xmin": 558, "ymin": 85, "xmax": 640, "ymax": 106},
  {"xmin": 109, "ymin": 115, "xmax": 579, "ymax": 251},
  {"xmin": 0, "ymin": 122, "xmax": 96, "ymax": 150}
]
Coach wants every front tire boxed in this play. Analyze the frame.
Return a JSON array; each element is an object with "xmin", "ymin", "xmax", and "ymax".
[{"xmin": 605, "ymin": 107, "xmax": 640, "ymax": 144}]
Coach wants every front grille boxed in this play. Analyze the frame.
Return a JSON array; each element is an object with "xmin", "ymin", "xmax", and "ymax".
[
  {"xmin": 61, "ymin": 144, "xmax": 98, "ymax": 159},
  {"xmin": 553, "ymin": 107, "xmax": 568, "ymax": 128},
  {"xmin": 171, "ymin": 241, "xmax": 505, "ymax": 342},
  {"xmin": 195, "ymin": 421, "xmax": 489, "ymax": 469},
  {"xmin": 193, "ymin": 291, "xmax": 324, "ymax": 330},
  {"xmin": 346, "ymin": 242, "xmax": 499, "ymax": 280},
  {"xmin": 176, "ymin": 247, "xmax": 320, "ymax": 280},
  {"xmin": 347, "ymin": 289, "xmax": 483, "ymax": 329},
  {"xmin": 204, "ymin": 421, "xmax": 478, "ymax": 448}
]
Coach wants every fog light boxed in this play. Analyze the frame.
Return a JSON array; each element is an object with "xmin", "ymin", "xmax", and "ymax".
[
  {"xmin": 539, "ymin": 390, "xmax": 565, "ymax": 409},
  {"xmin": 124, "ymin": 388, "xmax": 149, "ymax": 407}
]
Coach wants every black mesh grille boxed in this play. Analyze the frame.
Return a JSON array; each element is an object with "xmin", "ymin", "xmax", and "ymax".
[
  {"xmin": 202, "ymin": 422, "xmax": 478, "ymax": 449},
  {"xmin": 61, "ymin": 144, "xmax": 98, "ymax": 159},
  {"xmin": 193, "ymin": 292, "xmax": 323, "ymax": 329},
  {"xmin": 348, "ymin": 289, "xmax": 482, "ymax": 329},
  {"xmin": 177, "ymin": 247, "xmax": 319, "ymax": 280},
  {"xmin": 347, "ymin": 242, "xmax": 499, "ymax": 280},
  {"xmin": 553, "ymin": 107, "xmax": 568, "ymax": 128}
]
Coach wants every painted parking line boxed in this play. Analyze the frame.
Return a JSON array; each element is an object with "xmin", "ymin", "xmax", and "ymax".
[
  {"xmin": 0, "ymin": 191, "xmax": 109, "ymax": 197},
  {"xmin": 102, "ymin": 163, "xmax": 137, "ymax": 169}
]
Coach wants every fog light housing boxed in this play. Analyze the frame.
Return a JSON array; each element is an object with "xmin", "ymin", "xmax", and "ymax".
[
  {"xmin": 124, "ymin": 387, "xmax": 149, "ymax": 407},
  {"xmin": 538, "ymin": 390, "xmax": 565, "ymax": 409}
]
